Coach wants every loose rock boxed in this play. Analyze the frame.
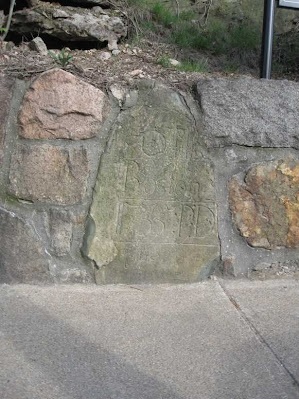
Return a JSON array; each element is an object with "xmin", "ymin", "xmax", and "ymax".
[{"xmin": 28, "ymin": 37, "xmax": 48, "ymax": 56}]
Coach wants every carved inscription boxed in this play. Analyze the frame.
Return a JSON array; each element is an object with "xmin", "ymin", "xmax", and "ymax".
[
  {"xmin": 88, "ymin": 84, "xmax": 219, "ymax": 283},
  {"xmin": 142, "ymin": 131, "xmax": 166, "ymax": 156},
  {"xmin": 116, "ymin": 201, "xmax": 216, "ymax": 243}
]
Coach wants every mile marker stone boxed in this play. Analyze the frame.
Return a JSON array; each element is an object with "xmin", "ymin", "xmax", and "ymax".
[{"xmin": 85, "ymin": 81, "xmax": 219, "ymax": 284}]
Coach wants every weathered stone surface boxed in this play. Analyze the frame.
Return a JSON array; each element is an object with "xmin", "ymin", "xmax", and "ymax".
[
  {"xmin": 0, "ymin": 75, "xmax": 14, "ymax": 164},
  {"xmin": 0, "ymin": 207, "xmax": 51, "ymax": 283},
  {"xmin": 19, "ymin": 69, "xmax": 108, "ymax": 140},
  {"xmin": 28, "ymin": 36, "xmax": 48, "ymax": 55},
  {"xmin": 197, "ymin": 77, "xmax": 299, "ymax": 149},
  {"xmin": 11, "ymin": 4, "xmax": 127, "ymax": 46},
  {"xmin": 229, "ymin": 159, "xmax": 299, "ymax": 249},
  {"xmin": 9, "ymin": 144, "xmax": 90, "ymax": 205},
  {"xmin": 250, "ymin": 260, "xmax": 299, "ymax": 279},
  {"xmin": 85, "ymin": 82, "xmax": 219, "ymax": 284},
  {"xmin": 44, "ymin": 207, "xmax": 87, "ymax": 257},
  {"xmin": 45, "ymin": 209, "xmax": 73, "ymax": 256}
]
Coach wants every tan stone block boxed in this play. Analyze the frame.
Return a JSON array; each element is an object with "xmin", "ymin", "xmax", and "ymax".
[
  {"xmin": 9, "ymin": 144, "xmax": 90, "ymax": 205},
  {"xmin": 229, "ymin": 159, "xmax": 299, "ymax": 249},
  {"xmin": 19, "ymin": 69, "xmax": 108, "ymax": 140}
]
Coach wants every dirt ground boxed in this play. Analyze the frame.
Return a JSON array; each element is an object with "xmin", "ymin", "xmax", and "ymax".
[{"xmin": 0, "ymin": 36, "xmax": 263, "ymax": 94}]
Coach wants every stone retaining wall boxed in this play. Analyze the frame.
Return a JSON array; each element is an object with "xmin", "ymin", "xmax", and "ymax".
[{"xmin": 1, "ymin": 68, "xmax": 299, "ymax": 283}]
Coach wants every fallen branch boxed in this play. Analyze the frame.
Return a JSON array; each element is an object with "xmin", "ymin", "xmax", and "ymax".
[{"xmin": 0, "ymin": 0, "xmax": 16, "ymax": 42}]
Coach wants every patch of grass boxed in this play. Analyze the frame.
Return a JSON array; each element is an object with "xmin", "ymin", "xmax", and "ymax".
[
  {"xmin": 49, "ymin": 48, "xmax": 73, "ymax": 67},
  {"xmin": 123, "ymin": 1, "xmax": 262, "ymax": 74},
  {"xmin": 230, "ymin": 23, "xmax": 260, "ymax": 51},
  {"xmin": 158, "ymin": 55, "xmax": 209, "ymax": 73},
  {"xmin": 223, "ymin": 61, "xmax": 240, "ymax": 74},
  {"xmin": 171, "ymin": 17, "xmax": 260, "ymax": 58},
  {"xmin": 151, "ymin": 2, "xmax": 178, "ymax": 27},
  {"xmin": 205, "ymin": 19, "xmax": 229, "ymax": 54},
  {"xmin": 157, "ymin": 55, "xmax": 171, "ymax": 68},
  {"xmin": 274, "ymin": 32, "xmax": 299, "ymax": 74},
  {"xmin": 139, "ymin": 20, "xmax": 158, "ymax": 33},
  {"xmin": 178, "ymin": 59, "xmax": 209, "ymax": 73},
  {"xmin": 171, "ymin": 23, "xmax": 209, "ymax": 50},
  {"xmin": 126, "ymin": 0, "xmax": 149, "ymax": 7}
]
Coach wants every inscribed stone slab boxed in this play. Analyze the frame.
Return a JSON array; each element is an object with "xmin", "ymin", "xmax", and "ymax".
[{"xmin": 86, "ymin": 82, "xmax": 219, "ymax": 283}]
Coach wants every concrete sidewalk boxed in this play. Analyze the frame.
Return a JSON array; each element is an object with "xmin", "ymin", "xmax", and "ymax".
[{"xmin": 0, "ymin": 279, "xmax": 298, "ymax": 399}]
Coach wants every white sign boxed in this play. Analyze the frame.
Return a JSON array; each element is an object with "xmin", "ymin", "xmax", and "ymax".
[{"xmin": 279, "ymin": 0, "xmax": 299, "ymax": 8}]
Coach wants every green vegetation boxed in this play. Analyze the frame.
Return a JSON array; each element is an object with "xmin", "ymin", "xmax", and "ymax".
[
  {"xmin": 158, "ymin": 56, "xmax": 209, "ymax": 72},
  {"xmin": 152, "ymin": 2, "xmax": 178, "ymax": 27},
  {"xmin": 150, "ymin": 2, "xmax": 260, "ymax": 55},
  {"xmin": 123, "ymin": 0, "xmax": 296, "ymax": 76},
  {"xmin": 178, "ymin": 59, "xmax": 209, "ymax": 73},
  {"xmin": 49, "ymin": 48, "xmax": 73, "ymax": 67},
  {"xmin": 274, "ymin": 31, "xmax": 299, "ymax": 75},
  {"xmin": 157, "ymin": 55, "xmax": 172, "ymax": 68},
  {"xmin": 124, "ymin": 1, "xmax": 262, "ymax": 73}
]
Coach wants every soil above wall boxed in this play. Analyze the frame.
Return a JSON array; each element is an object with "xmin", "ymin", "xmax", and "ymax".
[{"xmin": 1, "ymin": 0, "xmax": 299, "ymax": 89}]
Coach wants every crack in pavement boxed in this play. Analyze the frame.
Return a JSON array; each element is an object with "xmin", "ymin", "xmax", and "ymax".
[{"xmin": 216, "ymin": 278, "xmax": 299, "ymax": 392}]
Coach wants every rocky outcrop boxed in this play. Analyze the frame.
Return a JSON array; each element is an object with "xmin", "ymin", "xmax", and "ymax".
[{"xmin": 10, "ymin": 1, "xmax": 127, "ymax": 47}]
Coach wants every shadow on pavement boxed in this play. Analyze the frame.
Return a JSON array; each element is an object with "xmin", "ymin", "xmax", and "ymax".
[{"xmin": 0, "ymin": 292, "xmax": 184, "ymax": 399}]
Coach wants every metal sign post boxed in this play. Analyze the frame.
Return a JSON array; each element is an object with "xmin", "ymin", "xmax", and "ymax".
[
  {"xmin": 261, "ymin": 0, "xmax": 299, "ymax": 79},
  {"xmin": 261, "ymin": 0, "xmax": 276, "ymax": 79}
]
